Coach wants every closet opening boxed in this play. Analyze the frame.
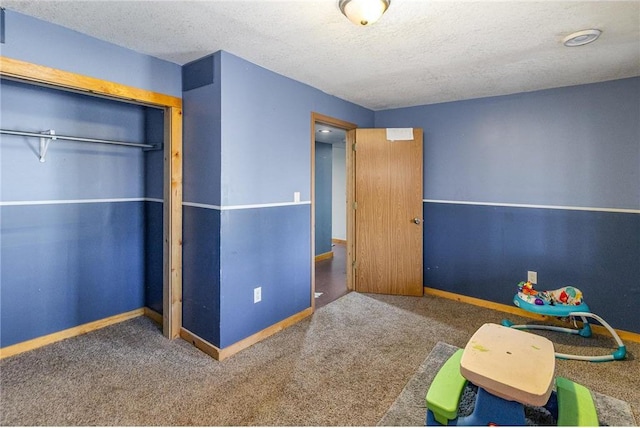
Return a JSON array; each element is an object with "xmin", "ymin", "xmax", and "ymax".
[{"xmin": 0, "ymin": 57, "xmax": 182, "ymax": 357}]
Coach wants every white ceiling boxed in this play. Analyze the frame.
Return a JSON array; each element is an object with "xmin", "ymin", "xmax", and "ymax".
[{"xmin": 4, "ymin": 0, "xmax": 640, "ymax": 110}]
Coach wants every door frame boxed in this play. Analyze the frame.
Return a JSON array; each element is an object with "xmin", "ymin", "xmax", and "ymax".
[
  {"xmin": 310, "ymin": 113, "xmax": 356, "ymax": 310},
  {"xmin": 0, "ymin": 56, "xmax": 183, "ymax": 339}
]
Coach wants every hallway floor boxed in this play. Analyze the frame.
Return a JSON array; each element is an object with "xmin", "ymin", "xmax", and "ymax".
[{"xmin": 315, "ymin": 242, "xmax": 349, "ymax": 309}]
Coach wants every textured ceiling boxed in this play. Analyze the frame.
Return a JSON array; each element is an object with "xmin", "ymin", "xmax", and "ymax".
[{"xmin": 3, "ymin": 0, "xmax": 640, "ymax": 110}]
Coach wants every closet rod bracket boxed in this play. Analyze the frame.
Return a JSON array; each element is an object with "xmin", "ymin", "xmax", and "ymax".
[{"xmin": 39, "ymin": 129, "xmax": 56, "ymax": 163}]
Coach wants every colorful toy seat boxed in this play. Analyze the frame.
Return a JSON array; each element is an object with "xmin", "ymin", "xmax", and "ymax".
[{"xmin": 502, "ymin": 281, "xmax": 626, "ymax": 362}]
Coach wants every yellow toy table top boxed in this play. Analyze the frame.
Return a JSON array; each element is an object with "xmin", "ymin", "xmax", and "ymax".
[{"xmin": 460, "ymin": 323, "xmax": 556, "ymax": 407}]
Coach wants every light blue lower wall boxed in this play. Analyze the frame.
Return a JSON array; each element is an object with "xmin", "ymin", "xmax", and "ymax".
[
  {"xmin": 0, "ymin": 202, "xmax": 145, "ymax": 347},
  {"xmin": 423, "ymin": 202, "xmax": 640, "ymax": 332},
  {"xmin": 219, "ymin": 204, "xmax": 311, "ymax": 348}
]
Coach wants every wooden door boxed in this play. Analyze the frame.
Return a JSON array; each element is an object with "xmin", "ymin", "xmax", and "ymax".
[{"xmin": 349, "ymin": 128, "xmax": 423, "ymax": 296}]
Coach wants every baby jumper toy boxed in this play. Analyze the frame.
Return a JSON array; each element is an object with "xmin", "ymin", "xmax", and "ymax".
[{"xmin": 501, "ymin": 281, "xmax": 626, "ymax": 362}]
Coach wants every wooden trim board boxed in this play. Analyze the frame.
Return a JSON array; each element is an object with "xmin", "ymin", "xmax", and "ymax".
[
  {"xmin": 1, "ymin": 56, "xmax": 183, "ymax": 341},
  {"xmin": 315, "ymin": 251, "xmax": 334, "ymax": 262},
  {"xmin": 332, "ymin": 238, "xmax": 347, "ymax": 245},
  {"xmin": 0, "ymin": 309, "xmax": 144, "ymax": 359},
  {"xmin": 0, "ymin": 56, "xmax": 181, "ymax": 108},
  {"xmin": 144, "ymin": 307, "xmax": 164, "ymax": 325},
  {"xmin": 312, "ymin": 113, "xmax": 357, "ymax": 130},
  {"xmin": 180, "ymin": 307, "xmax": 313, "ymax": 361},
  {"xmin": 345, "ymin": 129, "xmax": 356, "ymax": 292},
  {"xmin": 424, "ymin": 287, "xmax": 640, "ymax": 343},
  {"xmin": 164, "ymin": 105, "xmax": 183, "ymax": 339}
]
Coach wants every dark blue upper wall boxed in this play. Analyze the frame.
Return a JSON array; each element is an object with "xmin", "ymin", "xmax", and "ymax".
[
  {"xmin": 220, "ymin": 51, "xmax": 373, "ymax": 206},
  {"xmin": 375, "ymin": 78, "xmax": 640, "ymax": 210},
  {"xmin": 1, "ymin": 9, "xmax": 181, "ymax": 97}
]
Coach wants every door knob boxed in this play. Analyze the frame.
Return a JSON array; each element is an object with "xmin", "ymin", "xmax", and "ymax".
[{"xmin": 412, "ymin": 217, "xmax": 422, "ymax": 225}]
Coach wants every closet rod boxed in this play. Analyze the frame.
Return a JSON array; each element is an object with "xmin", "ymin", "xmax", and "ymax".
[{"xmin": 0, "ymin": 129, "xmax": 156, "ymax": 149}]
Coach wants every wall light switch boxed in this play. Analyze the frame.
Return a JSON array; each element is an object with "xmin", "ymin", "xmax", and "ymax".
[{"xmin": 294, "ymin": 192, "xmax": 300, "ymax": 203}]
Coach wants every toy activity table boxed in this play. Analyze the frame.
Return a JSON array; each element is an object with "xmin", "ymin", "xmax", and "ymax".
[
  {"xmin": 459, "ymin": 323, "xmax": 555, "ymax": 425},
  {"xmin": 461, "ymin": 323, "xmax": 556, "ymax": 406},
  {"xmin": 426, "ymin": 323, "xmax": 599, "ymax": 426}
]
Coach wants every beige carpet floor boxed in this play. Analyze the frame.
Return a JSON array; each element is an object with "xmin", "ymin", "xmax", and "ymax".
[{"xmin": 1, "ymin": 292, "xmax": 639, "ymax": 426}]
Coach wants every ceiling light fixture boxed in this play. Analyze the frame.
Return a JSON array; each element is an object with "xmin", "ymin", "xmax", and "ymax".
[
  {"xmin": 563, "ymin": 29, "xmax": 602, "ymax": 47},
  {"xmin": 318, "ymin": 129, "xmax": 332, "ymax": 133},
  {"xmin": 339, "ymin": 0, "xmax": 390, "ymax": 26}
]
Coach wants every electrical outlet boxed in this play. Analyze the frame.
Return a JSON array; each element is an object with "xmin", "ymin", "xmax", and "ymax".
[
  {"xmin": 527, "ymin": 271, "xmax": 537, "ymax": 284},
  {"xmin": 254, "ymin": 286, "xmax": 262, "ymax": 303},
  {"xmin": 294, "ymin": 191, "xmax": 301, "ymax": 203}
]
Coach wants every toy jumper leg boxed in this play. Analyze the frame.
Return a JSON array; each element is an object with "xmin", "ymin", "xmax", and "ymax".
[{"xmin": 502, "ymin": 312, "xmax": 626, "ymax": 362}]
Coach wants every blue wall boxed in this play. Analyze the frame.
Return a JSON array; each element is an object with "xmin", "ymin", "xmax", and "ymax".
[
  {"xmin": 182, "ymin": 206, "xmax": 221, "ymax": 346},
  {"xmin": 0, "ymin": 10, "xmax": 177, "ymax": 347},
  {"xmin": 181, "ymin": 53, "xmax": 223, "ymax": 345},
  {"xmin": 375, "ymin": 79, "xmax": 639, "ymax": 209},
  {"xmin": 219, "ymin": 51, "xmax": 373, "ymax": 206},
  {"xmin": 0, "ymin": 79, "xmax": 153, "ymax": 347},
  {"xmin": 182, "ymin": 51, "xmax": 373, "ymax": 348},
  {"xmin": 10, "ymin": 5, "xmax": 636, "ymax": 346},
  {"xmin": 375, "ymin": 78, "xmax": 640, "ymax": 333},
  {"xmin": 144, "ymin": 108, "xmax": 165, "ymax": 314},
  {"xmin": 315, "ymin": 142, "xmax": 333, "ymax": 256},
  {"xmin": 220, "ymin": 205, "xmax": 311, "ymax": 347},
  {"xmin": 1, "ymin": 9, "xmax": 181, "ymax": 97},
  {"xmin": 217, "ymin": 52, "xmax": 373, "ymax": 348}
]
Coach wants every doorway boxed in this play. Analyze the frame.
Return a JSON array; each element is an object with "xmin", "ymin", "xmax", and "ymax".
[{"xmin": 311, "ymin": 113, "xmax": 356, "ymax": 310}]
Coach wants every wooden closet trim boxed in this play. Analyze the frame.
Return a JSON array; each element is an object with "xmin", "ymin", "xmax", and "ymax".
[
  {"xmin": 0, "ymin": 56, "xmax": 183, "ymax": 340},
  {"xmin": 0, "ymin": 56, "xmax": 181, "ymax": 107}
]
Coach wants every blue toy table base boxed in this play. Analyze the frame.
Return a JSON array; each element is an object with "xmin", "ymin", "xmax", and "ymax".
[
  {"xmin": 426, "ymin": 387, "xmax": 526, "ymax": 426},
  {"xmin": 461, "ymin": 388, "xmax": 526, "ymax": 426}
]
